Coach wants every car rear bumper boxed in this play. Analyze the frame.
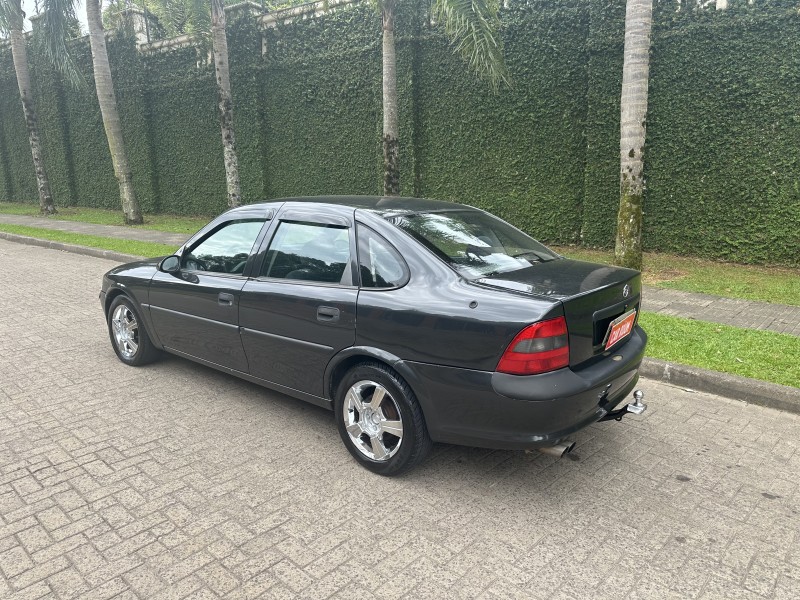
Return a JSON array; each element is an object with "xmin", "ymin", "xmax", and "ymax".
[{"xmin": 403, "ymin": 326, "xmax": 647, "ymax": 450}]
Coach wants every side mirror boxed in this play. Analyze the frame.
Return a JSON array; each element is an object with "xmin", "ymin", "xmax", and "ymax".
[{"xmin": 160, "ymin": 255, "xmax": 181, "ymax": 274}]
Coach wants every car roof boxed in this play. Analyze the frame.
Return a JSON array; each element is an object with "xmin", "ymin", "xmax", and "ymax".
[{"xmin": 226, "ymin": 195, "xmax": 475, "ymax": 218}]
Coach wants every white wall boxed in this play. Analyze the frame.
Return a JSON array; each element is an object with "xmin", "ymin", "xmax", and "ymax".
[{"xmin": 20, "ymin": 0, "xmax": 88, "ymax": 33}]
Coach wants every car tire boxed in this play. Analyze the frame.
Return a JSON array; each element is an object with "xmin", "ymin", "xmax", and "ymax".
[
  {"xmin": 335, "ymin": 361, "xmax": 432, "ymax": 476},
  {"xmin": 107, "ymin": 295, "xmax": 160, "ymax": 367}
]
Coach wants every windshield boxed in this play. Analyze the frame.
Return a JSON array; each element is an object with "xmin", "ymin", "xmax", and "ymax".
[{"xmin": 387, "ymin": 209, "xmax": 560, "ymax": 279}]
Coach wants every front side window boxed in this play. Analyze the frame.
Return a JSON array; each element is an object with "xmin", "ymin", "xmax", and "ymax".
[
  {"xmin": 387, "ymin": 209, "xmax": 559, "ymax": 279},
  {"xmin": 261, "ymin": 221, "xmax": 351, "ymax": 284},
  {"xmin": 183, "ymin": 219, "xmax": 265, "ymax": 274},
  {"xmin": 357, "ymin": 225, "xmax": 408, "ymax": 288}
]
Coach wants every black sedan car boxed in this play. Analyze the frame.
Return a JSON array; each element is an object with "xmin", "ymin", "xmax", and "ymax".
[{"xmin": 100, "ymin": 196, "xmax": 648, "ymax": 475}]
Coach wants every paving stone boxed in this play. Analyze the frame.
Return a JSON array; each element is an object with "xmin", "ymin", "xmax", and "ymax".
[
  {"xmin": 17, "ymin": 525, "xmax": 53, "ymax": 555},
  {"xmin": 10, "ymin": 555, "xmax": 71, "ymax": 591},
  {"xmin": 36, "ymin": 507, "xmax": 71, "ymax": 532},
  {"xmin": 641, "ymin": 285, "xmax": 800, "ymax": 336},
  {"xmin": 0, "ymin": 545, "xmax": 34, "ymax": 578},
  {"xmin": 46, "ymin": 566, "xmax": 90, "ymax": 599}
]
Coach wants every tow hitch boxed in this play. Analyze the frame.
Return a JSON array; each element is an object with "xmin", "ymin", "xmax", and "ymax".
[
  {"xmin": 533, "ymin": 390, "xmax": 647, "ymax": 459},
  {"xmin": 599, "ymin": 389, "xmax": 647, "ymax": 422}
]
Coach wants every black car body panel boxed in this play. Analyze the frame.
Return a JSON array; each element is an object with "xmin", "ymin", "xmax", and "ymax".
[
  {"xmin": 100, "ymin": 196, "xmax": 648, "ymax": 451},
  {"xmin": 101, "ymin": 258, "xmax": 162, "ymax": 346},
  {"xmin": 239, "ymin": 280, "xmax": 358, "ymax": 397},
  {"xmin": 150, "ymin": 272, "xmax": 250, "ymax": 371},
  {"xmin": 352, "ymin": 210, "xmax": 564, "ymax": 371},
  {"xmin": 474, "ymin": 260, "xmax": 641, "ymax": 367},
  {"xmin": 404, "ymin": 345, "xmax": 642, "ymax": 449}
]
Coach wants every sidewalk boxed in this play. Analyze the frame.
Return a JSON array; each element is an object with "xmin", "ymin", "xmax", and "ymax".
[
  {"xmin": 643, "ymin": 288, "xmax": 800, "ymax": 336},
  {"xmin": 0, "ymin": 212, "xmax": 188, "ymax": 245},
  {"xmin": 2, "ymin": 212, "xmax": 799, "ymax": 337}
]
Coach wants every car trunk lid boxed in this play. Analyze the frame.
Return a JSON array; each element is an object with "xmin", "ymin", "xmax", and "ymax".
[{"xmin": 473, "ymin": 258, "xmax": 642, "ymax": 368}]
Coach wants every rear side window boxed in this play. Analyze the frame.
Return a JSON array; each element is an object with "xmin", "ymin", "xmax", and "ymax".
[
  {"xmin": 261, "ymin": 221, "xmax": 351, "ymax": 284},
  {"xmin": 357, "ymin": 225, "xmax": 408, "ymax": 288},
  {"xmin": 183, "ymin": 219, "xmax": 265, "ymax": 274},
  {"xmin": 387, "ymin": 209, "xmax": 558, "ymax": 280}
]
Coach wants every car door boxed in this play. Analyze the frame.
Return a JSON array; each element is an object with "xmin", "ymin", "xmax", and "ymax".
[
  {"xmin": 149, "ymin": 214, "xmax": 270, "ymax": 371},
  {"xmin": 239, "ymin": 207, "xmax": 358, "ymax": 397}
]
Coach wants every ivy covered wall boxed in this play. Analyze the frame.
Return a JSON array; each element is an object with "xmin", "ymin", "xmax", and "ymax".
[
  {"xmin": 645, "ymin": 4, "xmax": 800, "ymax": 265},
  {"xmin": 0, "ymin": 0, "xmax": 798, "ymax": 265}
]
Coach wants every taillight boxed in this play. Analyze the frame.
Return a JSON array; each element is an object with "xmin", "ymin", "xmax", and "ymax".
[{"xmin": 497, "ymin": 316, "xmax": 569, "ymax": 375}]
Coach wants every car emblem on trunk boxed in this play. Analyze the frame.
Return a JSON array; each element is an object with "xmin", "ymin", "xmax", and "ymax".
[{"xmin": 622, "ymin": 284, "xmax": 631, "ymax": 298}]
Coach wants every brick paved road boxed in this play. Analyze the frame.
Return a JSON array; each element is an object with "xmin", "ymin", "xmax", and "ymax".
[{"xmin": 1, "ymin": 239, "xmax": 798, "ymax": 600}]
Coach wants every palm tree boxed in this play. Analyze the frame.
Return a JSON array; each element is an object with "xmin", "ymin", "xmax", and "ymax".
[
  {"xmin": 615, "ymin": 0, "xmax": 652, "ymax": 270},
  {"xmin": 380, "ymin": 0, "xmax": 509, "ymax": 196},
  {"xmin": 103, "ymin": 0, "xmax": 240, "ymax": 208},
  {"xmin": 381, "ymin": 0, "xmax": 399, "ymax": 195},
  {"xmin": 0, "ymin": 0, "xmax": 57, "ymax": 214},
  {"xmin": 41, "ymin": 0, "xmax": 143, "ymax": 224},
  {"xmin": 211, "ymin": 0, "xmax": 241, "ymax": 208},
  {"xmin": 85, "ymin": 0, "xmax": 143, "ymax": 223}
]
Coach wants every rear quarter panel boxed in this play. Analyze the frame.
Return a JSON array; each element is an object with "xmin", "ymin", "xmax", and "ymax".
[{"xmin": 354, "ymin": 213, "xmax": 562, "ymax": 371}]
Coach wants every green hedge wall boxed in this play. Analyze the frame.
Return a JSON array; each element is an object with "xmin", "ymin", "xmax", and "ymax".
[
  {"xmin": 582, "ymin": 0, "xmax": 625, "ymax": 247},
  {"xmin": 0, "ymin": 47, "xmax": 38, "ymax": 202},
  {"xmin": 0, "ymin": 0, "xmax": 798, "ymax": 265},
  {"xmin": 261, "ymin": 7, "xmax": 384, "ymax": 200},
  {"xmin": 414, "ymin": 2, "xmax": 589, "ymax": 243},
  {"xmin": 646, "ymin": 7, "xmax": 800, "ymax": 264}
]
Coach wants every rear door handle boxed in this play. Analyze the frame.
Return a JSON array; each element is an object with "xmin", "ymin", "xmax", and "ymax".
[
  {"xmin": 317, "ymin": 306, "xmax": 340, "ymax": 322},
  {"xmin": 218, "ymin": 292, "xmax": 235, "ymax": 307}
]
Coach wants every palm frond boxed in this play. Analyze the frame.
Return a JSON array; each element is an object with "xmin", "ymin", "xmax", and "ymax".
[
  {"xmin": 430, "ymin": 0, "xmax": 510, "ymax": 91},
  {"xmin": 139, "ymin": 0, "xmax": 173, "ymax": 36},
  {"xmin": 0, "ymin": 0, "xmax": 23, "ymax": 37},
  {"xmin": 39, "ymin": 0, "xmax": 87, "ymax": 89},
  {"xmin": 139, "ymin": 0, "xmax": 208, "ymax": 39},
  {"xmin": 187, "ymin": 0, "xmax": 210, "ymax": 34}
]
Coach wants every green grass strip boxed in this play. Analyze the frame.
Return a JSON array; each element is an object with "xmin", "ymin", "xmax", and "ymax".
[
  {"xmin": 555, "ymin": 247, "xmax": 800, "ymax": 307},
  {"xmin": 0, "ymin": 202, "xmax": 210, "ymax": 234},
  {"xmin": 0, "ymin": 224, "xmax": 178, "ymax": 258},
  {"xmin": 640, "ymin": 312, "xmax": 800, "ymax": 388},
  {"xmin": 657, "ymin": 271, "xmax": 800, "ymax": 308}
]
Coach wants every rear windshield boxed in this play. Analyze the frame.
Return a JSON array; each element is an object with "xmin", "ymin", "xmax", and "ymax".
[{"xmin": 386, "ymin": 209, "xmax": 559, "ymax": 279}]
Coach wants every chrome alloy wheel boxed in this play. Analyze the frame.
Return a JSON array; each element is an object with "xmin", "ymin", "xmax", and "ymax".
[
  {"xmin": 343, "ymin": 380, "xmax": 404, "ymax": 461},
  {"xmin": 111, "ymin": 304, "xmax": 139, "ymax": 359}
]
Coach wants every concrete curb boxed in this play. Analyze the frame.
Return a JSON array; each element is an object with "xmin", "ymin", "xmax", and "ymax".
[
  {"xmin": 641, "ymin": 357, "xmax": 800, "ymax": 414},
  {"xmin": 3, "ymin": 230, "xmax": 798, "ymax": 413},
  {"xmin": 0, "ymin": 231, "xmax": 145, "ymax": 263}
]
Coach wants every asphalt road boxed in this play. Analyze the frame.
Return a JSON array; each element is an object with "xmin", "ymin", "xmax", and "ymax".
[{"xmin": 1, "ymin": 239, "xmax": 798, "ymax": 600}]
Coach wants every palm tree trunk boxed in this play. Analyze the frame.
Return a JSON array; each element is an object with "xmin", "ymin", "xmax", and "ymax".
[
  {"xmin": 615, "ymin": 0, "xmax": 652, "ymax": 271},
  {"xmin": 211, "ymin": 0, "xmax": 241, "ymax": 208},
  {"xmin": 86, "ymin": 0, "xmax": 143, "ymax": 224},
  {"xmin": 382, "ymin": 0, "xmax": 399, "ymax": 196},
  {"xmin": 9, "ymin": 0, "xmax": 56, "ymax": 215}
]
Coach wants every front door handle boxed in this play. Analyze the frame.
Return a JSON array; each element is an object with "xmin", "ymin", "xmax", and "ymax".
[
  {"xmin": 317, "ymin": 306, "xmax": 340, "ymax": 322},
  {"xmin": 218, "ymin": 292, "xmax": 235, "ymax": 307}
]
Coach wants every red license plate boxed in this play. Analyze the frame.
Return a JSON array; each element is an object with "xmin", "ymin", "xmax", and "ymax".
[{"xmin": 604, "ymin": 309, "xmax": 637, "ymax": 350}]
